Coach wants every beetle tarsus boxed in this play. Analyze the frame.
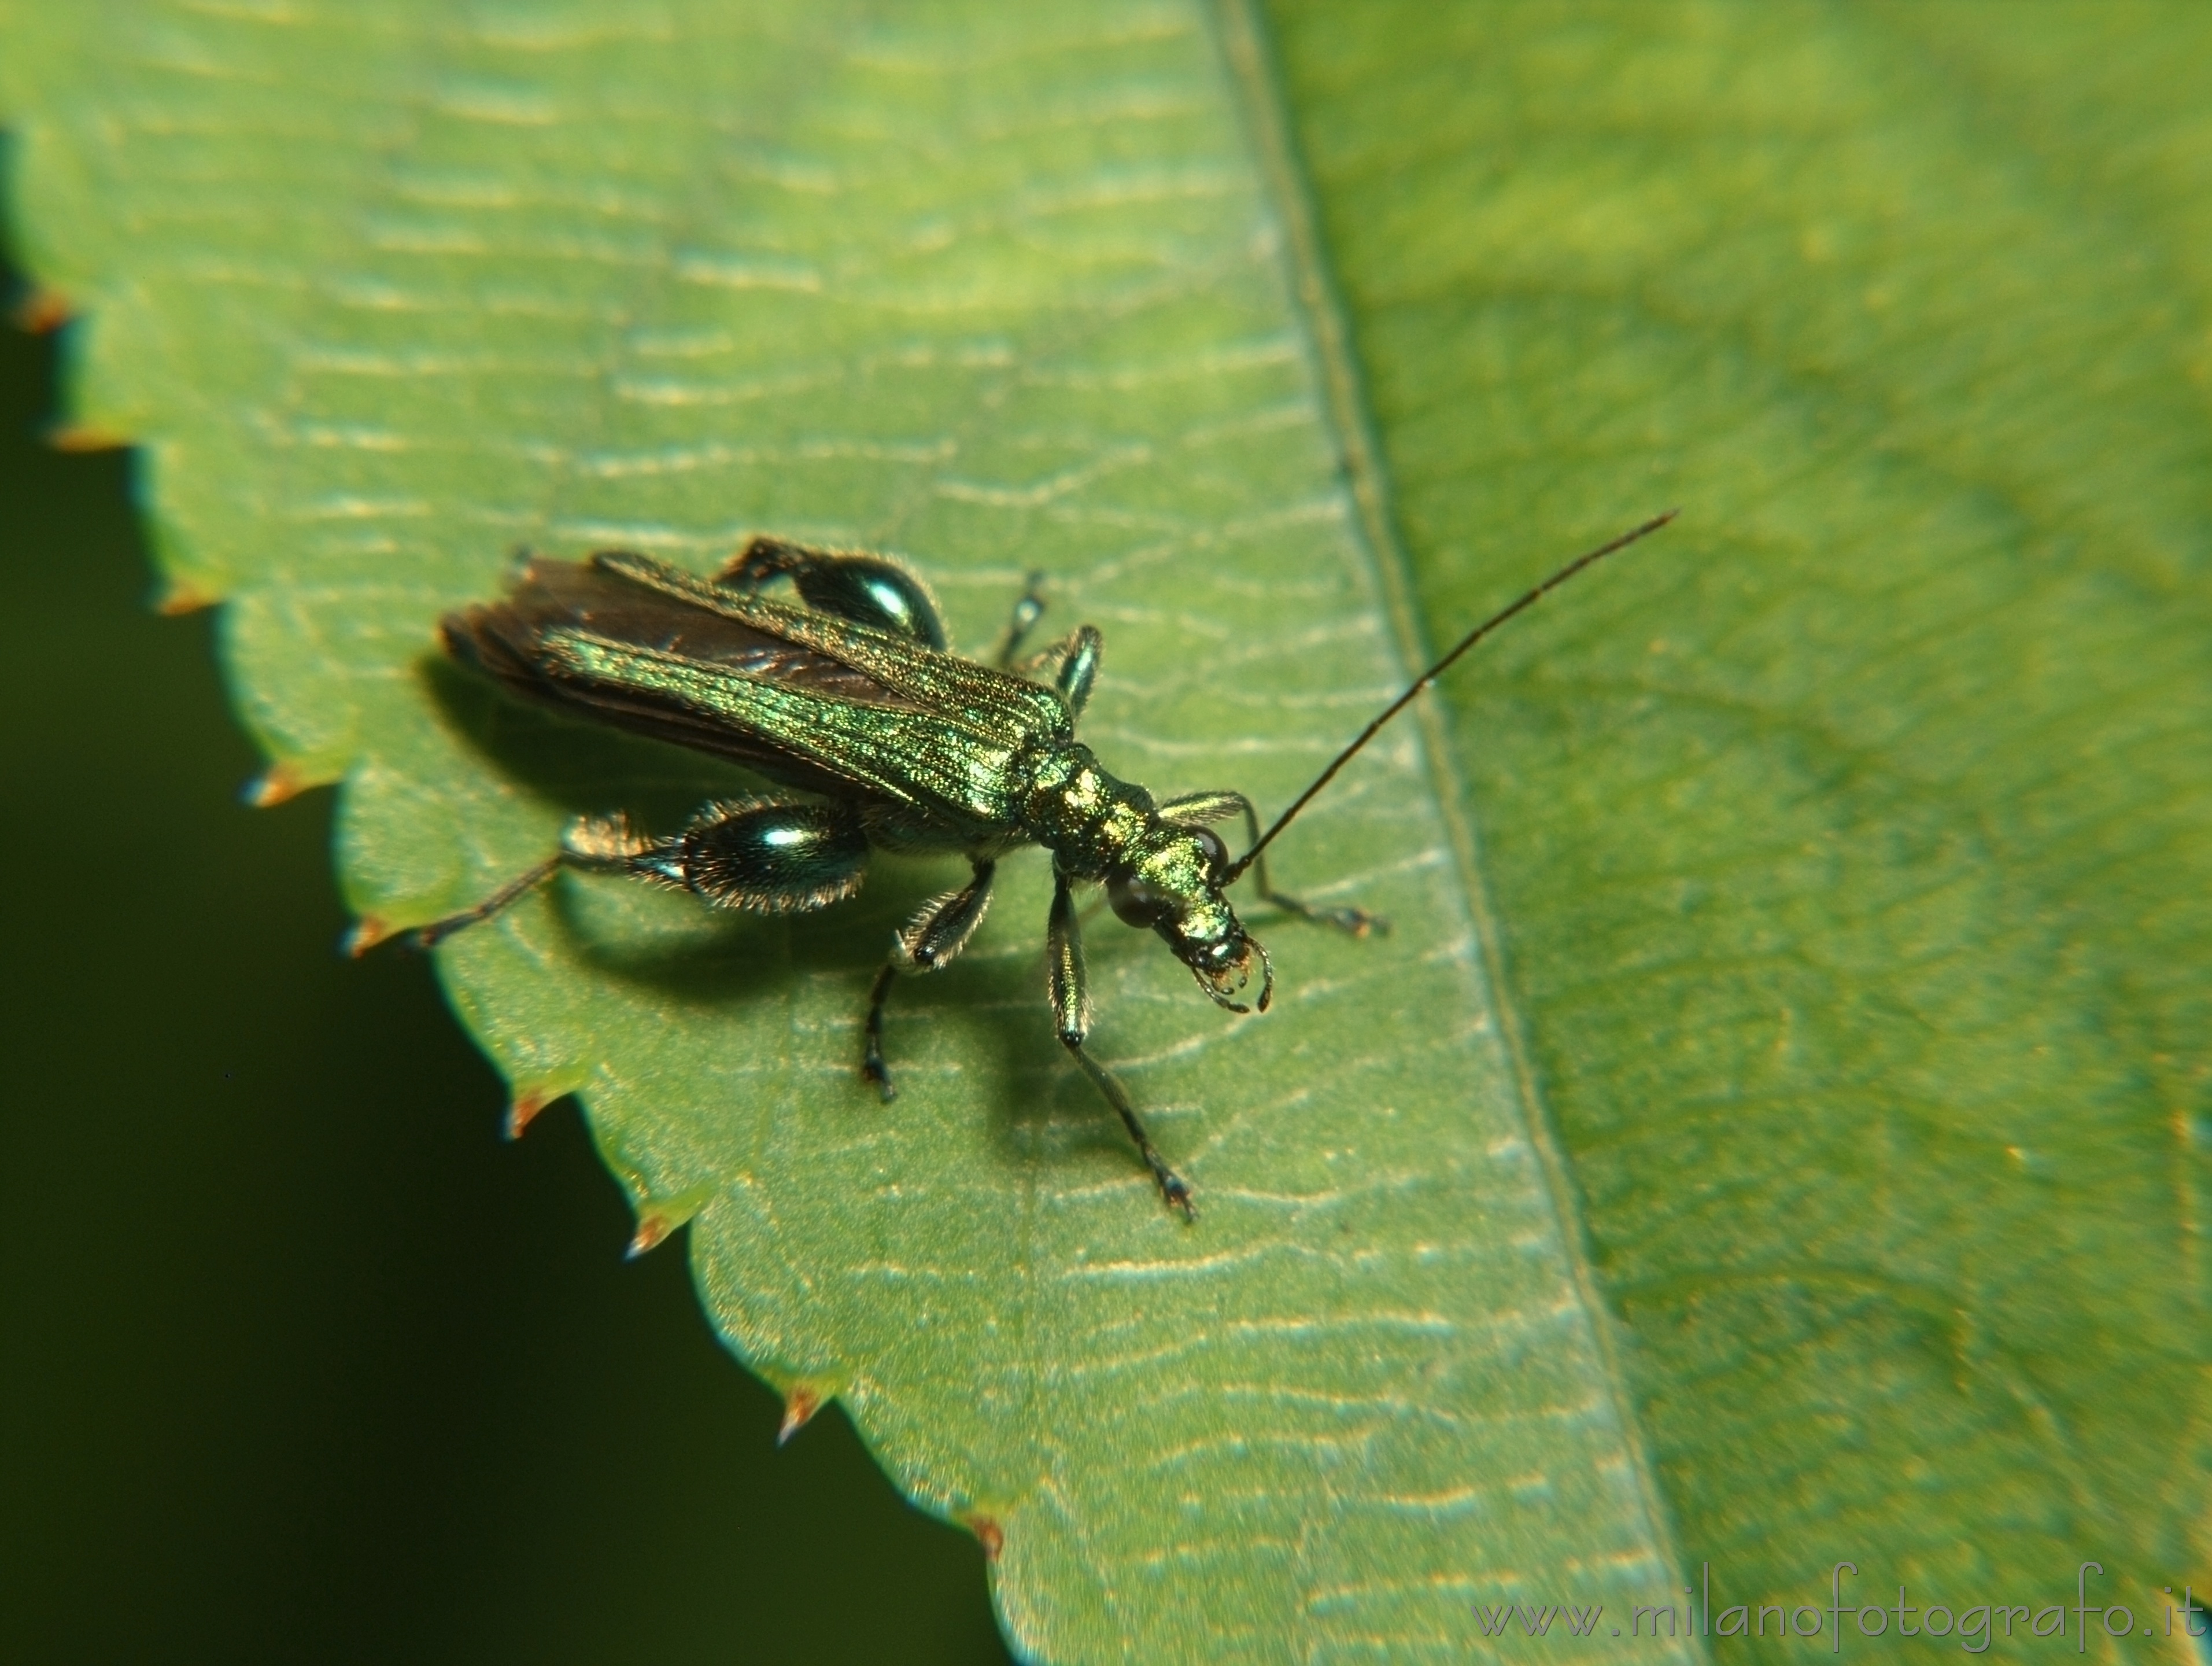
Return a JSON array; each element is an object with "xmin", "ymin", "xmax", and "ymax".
[
  {"xmin": 404, "ymin": 855, "xmax": 563, "ymax": 949},
  {"xmin": 862, "ymin": 962, "xmax": 899, "ymax": 1101},
  {"xmin": 994, "ymin": 571, "xmax": 1049, "ymax": 667},
  {"xmin": 1048, "ymin": 871, "xmax": 1198, "ymax": 1218},
  {"xmin": 1159, "ymin": 1171, "xmax": 1197, "ymax": 1223},
  {"xmin": 1264, "ymin": 890, "xmax": 1388, "ymax": 939},
  {"xmin": 1063, "ymin": 1033, "xmax": 1196, "ymax": 1223}
]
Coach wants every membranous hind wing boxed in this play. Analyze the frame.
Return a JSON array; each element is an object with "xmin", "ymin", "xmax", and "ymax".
[{"xmin": 442, "ymin": 552, "xmax": 1069, "ymax": 835}]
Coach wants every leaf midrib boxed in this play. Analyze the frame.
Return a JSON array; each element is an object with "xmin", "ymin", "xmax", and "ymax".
[{"xmin": 1210, "ymin": 0, "xmax": 1697, "ymax": 1636}]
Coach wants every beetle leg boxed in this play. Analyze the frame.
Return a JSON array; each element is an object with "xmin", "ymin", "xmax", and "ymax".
[
  {"xmin": 659, "ymin": 799, "xmax": 870, "ymax": 913},
  {"xmin": 1007, "ymin": 625, "xmax": 1102, "ymax": 725},
  {"xmin": 1048, "ymin": 871, "xmax": 1195, "ymax": 1219},
  {"xmin": 861, "ymin": 963, "xmax": 900, "ymax": 1101},
  {"xmin": 1048, "ymin": 627, "xmax": 1102, "ymax": 722},
  {"xmin": 402, "ymin": 856, "xmax": 564, "ymax": 949},
  {"xmin": 1159, "ymin": 788, "xmax": 1384, "ymax": 938},
  {"xmin": 715, "ymin": 535, "xmax": 947, "ymax": 648},
  {"xmin": 716, "ymin": 533, "xmax": 825, "ymax": 588},
  {"xmin": 892, "ymin": 860, "xmax": 996, "ymax": 972},
  {"xmin": 863, "ymin": 860, "xmax": 996, "ymax": 1100},
  {"xmin": 396, "ymin": 800, "xmax": 870, "ymax": 952},
  {"xmin": 993, "ymin": 570, "xmax": 1048, "ymax": 666},
  {"xmin": 396, "ymin": 810, "xmax": 653, "ymax": 949}
]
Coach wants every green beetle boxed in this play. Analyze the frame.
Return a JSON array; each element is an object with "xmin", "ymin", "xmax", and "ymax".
[{"xmin": 385, "ymin": 516, "xmax": 1671, "ymax": 1217}]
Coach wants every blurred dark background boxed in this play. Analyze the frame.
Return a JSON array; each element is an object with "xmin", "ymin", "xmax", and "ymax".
[{"xmin": 0, "ymin": 255, "xmax": 1012, "ymax": 1664}]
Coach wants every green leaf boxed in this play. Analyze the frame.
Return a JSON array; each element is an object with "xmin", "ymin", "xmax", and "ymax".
[
  {"xmin": 1266, "ymin": 2, "xmax": 2212, "ymax": 1643},
  {"xmin": 4, "ymin": 2, "xmax": 2202, "ymax": 1661}
]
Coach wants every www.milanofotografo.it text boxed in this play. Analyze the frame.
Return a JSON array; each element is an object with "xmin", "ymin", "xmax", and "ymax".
[{"xmin": 1472, "ymin": 1564, "xmax": 2207, "ymax": 1652}]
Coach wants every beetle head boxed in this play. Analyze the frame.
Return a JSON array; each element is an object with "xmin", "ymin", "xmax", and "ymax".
[{"xmin": 1106, "ymin": 824, "xmax": 1273, "ymax": 1015}]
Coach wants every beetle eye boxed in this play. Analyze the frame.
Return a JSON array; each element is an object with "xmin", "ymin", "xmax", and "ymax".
[
  {"xmin": 1190, "ymin": 826, "xmax": 1229, "ymax": 880},
  {"xmin": 1106, "ymin": 872, "xmax": 1172, "ymax": 929}
]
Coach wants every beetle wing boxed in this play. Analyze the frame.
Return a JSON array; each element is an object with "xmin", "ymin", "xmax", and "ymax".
[
  {"xmin": 446, "ymin": 556, "xmax": 908, "ymax": 706},
  {"xmin": 444, "ymin": 556, "xmax": 1048, "ymax": 833},
  {"xmin": 591, "ymin": 550, "xmax": 1072, "ymax": 740}
]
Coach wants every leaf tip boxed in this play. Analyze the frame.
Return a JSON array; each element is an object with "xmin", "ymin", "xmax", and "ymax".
[
  {"xmin": 625, "ymin": 1214, "xmax": 674, "ymax": 1259},
  {"xmin": 155, "ymin": 580, "xmax": 220, "ymax": 617},
  {"xmin": 776, "ymin": 1384, "xmax": 822, "ymax": 1446},
  {"xmin": 504, "ymin": 1087, "xmax": 555, "ymax": 1140},
  {"xmin": 500, "ymin": 1069, "xmax": 588, "ymax": 1140},
  {"xmin": 966, "ymin": 1514, "xmax": 1005, "ymax": 1562},
  {"xmin": 47, "ymin": 422, "xmax": 130, "ymax": 454},
  {"xmin": 13, "ymin": 287, "xmax": 71, "ymax": 334},
  {"xmin": 242, "ymin": 760, "xmax": 331, "ymax": 808},
  {"xmin": 342, "ymin": 916, "xmax": 394, "ymax": 958},
  {"xmin": 623, "ymin": 1181, "xmax": 715, "ymax": 1260}
]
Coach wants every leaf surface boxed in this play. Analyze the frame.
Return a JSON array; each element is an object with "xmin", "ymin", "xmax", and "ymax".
[
  {"xmin": 1264, "ymin": 5, "xmax": 2211, "ymax": 1644},
  {"xmin": 3, "ymin": 1, "xmax": 2202, "ymax": 1659}
]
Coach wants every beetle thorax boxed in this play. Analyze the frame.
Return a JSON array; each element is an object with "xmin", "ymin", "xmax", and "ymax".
[
  {"xmin": 1019, "ymin": 741, "xmax": 1159, "ymax": 876},
  {"xmin": 1019, "ymin": 741, "xmax": 1265, "ymax": 1011}
]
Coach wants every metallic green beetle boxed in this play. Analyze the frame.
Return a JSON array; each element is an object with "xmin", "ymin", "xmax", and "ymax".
[{"xmin": 394, "ymin": 517, "xmax": 1672, "ymax": 1217}]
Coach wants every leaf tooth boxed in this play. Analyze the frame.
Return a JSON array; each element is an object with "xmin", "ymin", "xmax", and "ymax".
[
  {"xmin": 342, "ymin": 916, "xmax": 394, "ymax": 959},
  {"xmin": 776, "ymin": 1383, "xmax": 826, "ymax": 1446},
  {"xmin": 154, "ymin": 580, "xmax": 221, "ymax": 616},
  {"xmin": 623, "ymin": 1181, "xmax": 717, "ymax": 1260},
  {"xmin": 241, "ymin": 759, "xmax": 337, "ymax": 808},
  {"xmin": 962, "ymin": 1514, "xmax": 1005, "ymax": 1563},
  {"xmin": 12, "ymin": 287, "xmax": 70, "ymax": 333},
  {"xmin": 46, "ymin": 422, "xmax": 128, "ymax": 452},
  {"xmin": 503, "ymin": 1072, "xmax": 586, "ymax": 1141}
]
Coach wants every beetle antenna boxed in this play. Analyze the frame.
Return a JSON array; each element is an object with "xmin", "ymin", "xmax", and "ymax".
[{"xmin": 1223, "ymin": 509, "xmax": 1678, "ymax": 884}]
